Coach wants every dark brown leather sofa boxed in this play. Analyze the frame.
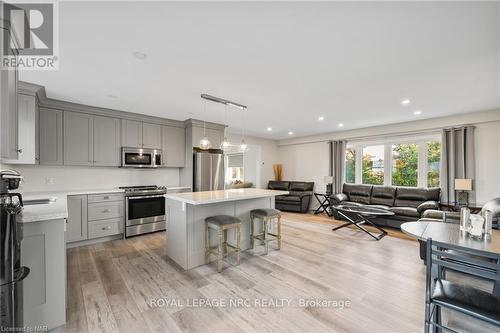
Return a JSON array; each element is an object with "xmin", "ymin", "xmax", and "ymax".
[
  {"xmin": 330, "ymin": 184, "xmax": 441, "ymax": 229},
  {"xmin": 268, "ymin": 181, "xmax": 314, "ymax": 213}
]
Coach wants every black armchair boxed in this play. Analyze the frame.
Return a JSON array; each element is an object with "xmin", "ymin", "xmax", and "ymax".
[{"xmin": 268, "ymin": 181, "xmax": 314, "ymax": 213}]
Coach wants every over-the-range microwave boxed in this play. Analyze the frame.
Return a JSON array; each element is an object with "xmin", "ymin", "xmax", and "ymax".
[{"xmin": 121, "ymin": 147, "xmax": 162, "ymax": 168}]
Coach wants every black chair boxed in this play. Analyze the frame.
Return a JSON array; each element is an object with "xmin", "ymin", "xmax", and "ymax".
[{"xmin": 425, "ymin": 239, "xmax": 500, "ymax": 333}]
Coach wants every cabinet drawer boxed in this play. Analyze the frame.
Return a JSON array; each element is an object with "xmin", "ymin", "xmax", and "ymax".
[
  {"xmin": 88, "ymin": 193, "xmax": 123, "ymax": 203},
  {"xmin": 88, "ymin": 218, "xmax": 122, "ymax": 239},
  {"xmin": 88, "ymin": 201, "xmax": 123, "ymax": 221}
]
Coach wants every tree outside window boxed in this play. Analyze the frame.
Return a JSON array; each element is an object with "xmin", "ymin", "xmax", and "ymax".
[
  {"xmin": 427, "ymin": 141, "xmax": 441, "ymax": 187},
  {"xmin": 362, "ymin": 145, "xmax": 384, "ymax": 185},
  {"xmin": 392, "ymin": 143, "xmax": 418, "ymax": 186},
  {"xmin": 345, "ymin": 148, "xmax": 356, "ymax": 183}
]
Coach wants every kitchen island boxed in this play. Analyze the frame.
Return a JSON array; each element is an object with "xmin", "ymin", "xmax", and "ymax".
[{"xmin": 165, "ymin": 188, "xmax": 288, "ymax": 270}]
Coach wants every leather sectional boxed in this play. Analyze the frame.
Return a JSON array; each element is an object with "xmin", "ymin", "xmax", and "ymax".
[
  {"xmin": 330, "ymin": 184, "xmax": 441, "ymax": 229},
  {"xmin": 268, "ymin": 181, "xmax": 314, "ymax": 213}
]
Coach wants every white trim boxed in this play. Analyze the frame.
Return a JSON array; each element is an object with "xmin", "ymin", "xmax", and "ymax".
[{"xmin": 345, "ymin": 134, "xmax": 442, "ymax": 188}]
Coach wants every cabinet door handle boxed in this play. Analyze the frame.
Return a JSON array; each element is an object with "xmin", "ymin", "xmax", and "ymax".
[
  {"xmin": 103, "ymin": 196, "xmax": 110, "ymax": 200},
  {"xmin": 17, "ymin": 149, "xmax": 22, "ymax": 153},
  {"xmin": 101, "ymin": 226, "xmax": 111, "ymax": 230},
  {"xmin": 102, "ymin": 209, "xmax": 110, "ymax": 213}
]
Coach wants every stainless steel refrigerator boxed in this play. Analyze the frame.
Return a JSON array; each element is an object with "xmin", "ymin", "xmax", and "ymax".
[{"xmin": 193, "ymin": 148, "xmax": 225, "ymax": 192}]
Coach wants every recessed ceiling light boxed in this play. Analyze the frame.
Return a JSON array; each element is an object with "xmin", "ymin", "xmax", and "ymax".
[
  {"xmin": 267, "ymin": 127, "xmax": 273, "ymax": 131},
  {"xmin": 133, "ymin": 51, "xmax": 147, "ymax": 60},
  {"xmin": 318, "ymin": 116, "xmax": 325, "ymax": 121},
  {"xmin": 401, "ymin": 99, "xmax": 411, "ymax": 106},
  {"xmin": 288, "ymin": 131, "xmax": 294, "ymax": 135},
  {"xmin": 107, "ymin": 94, "xmax": 118, "ymax": 99},
  {"xmin": 338, "ymin": 123, "xmax": 344, "ymax": 127},
  {"xmin": 413, "ymin": 110, "xmax": 422, "ymax": 115}
]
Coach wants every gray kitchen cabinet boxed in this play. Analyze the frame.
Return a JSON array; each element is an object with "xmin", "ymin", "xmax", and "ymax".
[
  {"xmin": 63, "ymin": 111, "xmax": 94, "ymax": 166},
  {"xmin": 93, "ymin": 115, "xmax": 120, "ymax": 166},
  {"xmin": 0, "ymin": 25, "xmax": 20, "ymax": 160},
  {"xmin": 4, "ymin": 94, "xmax": 39, "ymax": 164},
  {"xmin": 121, "ymin": 119, "xmax": 143, "ymax": 147},
  {"xmin": 39, "ymin": 108, "xmax": 63, "ymax": 165},
  {"xmin": 142, "ymin": 122, "xmax": 162, "ymax": 149},
  {"xmin": 66, "ymin": 195, "xmax": 88, "ymax": 243},
  {"xmin": 161, "ymin": 125, "xmax": 186, "ymax": 167},
  {"xmin": 208, "ymin": 128, "xmax": 223, "ymax": 149},
  {"xmin": 21, "ymin": 218, "xmax": 66, "ymax": 330}
]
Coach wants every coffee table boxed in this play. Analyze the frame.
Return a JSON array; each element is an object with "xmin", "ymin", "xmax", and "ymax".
[{"xmin": 331, "ymin": 204, "xmax": 395, "ymax": 240}]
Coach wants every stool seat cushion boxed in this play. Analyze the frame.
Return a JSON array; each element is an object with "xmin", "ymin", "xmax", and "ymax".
[
  {"xmin": 251, "ymin": 208, "xmax": 281, "ymax": 217},
  {"xmin": 205, "ymin": 215, "xmax": 241, "ymax": 226}
]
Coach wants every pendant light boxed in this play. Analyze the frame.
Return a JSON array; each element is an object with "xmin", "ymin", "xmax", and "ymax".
[
  {"xmin": 220, "ymin": 104, "xmax": 230, "ymax": 150},
  {"xmin": 199, "ymin": 99, "xmax": 211, "ymax": 150},
  {"xmin": 240, "ymin": 108, "xmax": 248, "ymax": 153}
]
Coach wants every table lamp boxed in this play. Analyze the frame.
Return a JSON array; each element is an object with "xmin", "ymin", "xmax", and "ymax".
[
  {"xmin": 454, "ymin": 178, "xmax": 472, "ymax": 207},
  {"xmin": 324, "ymin": 176, "xmax": 334, "ymax": 195}
]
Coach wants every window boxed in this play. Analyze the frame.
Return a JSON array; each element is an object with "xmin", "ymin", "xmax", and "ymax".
[
  {"xmin": 392, "ymin": 143, "xmax": 418, "ymax": 186},
  {"xmin": 345, "ymin": 136, "xmax": 441, "ymax": 188},
  {"xmin": 427, "ymin": 141, "xmax": 441, "ymax": 187},
  {"xmin": 345, "ymin": 148, "xmax": 356, "ymax": 184},
  {"xmin": 225, "ymin": 154, "xmax": 244, "ymax": 185},
  {"xmin": 362, "ymin": 145, "xmax": 384, "ymax": 185}
]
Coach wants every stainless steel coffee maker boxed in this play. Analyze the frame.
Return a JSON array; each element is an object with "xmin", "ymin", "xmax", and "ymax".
[{"xmin": 0, "ymin": 169, "xmax": 29, "ymax": 329}]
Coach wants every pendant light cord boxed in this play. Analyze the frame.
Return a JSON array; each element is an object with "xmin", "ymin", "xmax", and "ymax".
[{"xmin": 203, "ymin": 99, "xmax": 207, "ymax": 137}]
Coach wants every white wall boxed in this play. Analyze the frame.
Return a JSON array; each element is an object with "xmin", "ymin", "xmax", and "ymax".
[
  {"xmin": 277, "ymin": 110, "xmax": 500, "ymax": 206},
  {"xmin": 278, "ymin": 142, "xmax": 329, "ymax": 209},
  {"xmin": 227, "ymin": 133, "xmax": 279, "ymax": 188},
  {"xmin": 4, "ymin": 164, "xmax": 180, "ymax": 193}
]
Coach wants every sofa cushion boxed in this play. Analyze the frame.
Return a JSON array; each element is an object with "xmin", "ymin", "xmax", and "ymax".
[
  {"xmin": 370, "ymin": 186, "xmax": 396, "ymax": 206},
  {"xmin": 268, "ymin": 181, "xmax": 290, "ymax": 191},
  {"xmin": 288, "ymin": 191, "xmax": 311, "ymax": 198},
  {"xmin": 343, "ymin": 184, "xmax": 372, "ymax": 204},
  {"xmin": 276, "ymin": 195, "xmax": 300, "ymax": 202},
  {"xmin": 394, "ymin": 187, "xmax": 441, "ymax": 208},
  {"xmin": 388, "ymin": 206, "xmax": 420, "ymax": 218},
  {"xmin": 289, "ymin": 181, "xmax": 314, "ymax": 192}
]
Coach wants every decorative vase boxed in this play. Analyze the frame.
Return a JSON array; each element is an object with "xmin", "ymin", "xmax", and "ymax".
[
  {"xmin": 468, "ymin": 214, "xmax": 485, "ymax": 239},
  {"xmin": 273, "ymin": 164, "xmax": 283, "ymax": 181}
]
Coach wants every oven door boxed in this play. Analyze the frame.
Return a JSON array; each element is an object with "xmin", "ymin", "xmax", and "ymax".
[{"xmin": 126, "ymin": 195, "xmax": 166, "ymax": 226}]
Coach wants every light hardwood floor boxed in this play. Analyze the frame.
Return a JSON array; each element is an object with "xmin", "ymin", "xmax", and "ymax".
[{"xmin": 58, "ymin": 212, "xmax": 429, "ymax": 333}]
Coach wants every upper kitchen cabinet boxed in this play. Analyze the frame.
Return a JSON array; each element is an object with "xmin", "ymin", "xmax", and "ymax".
[
  {"xmin": 4, "ymin": 94, "xmax": 39, "ymax": 164},
  {"xmin": 93, "ymin": 116, "xmax": 121, "ymax": 166},
  {"xmin": 63, "ymin": 111, "xmax": 94, "ymax": 166},
  {"xmin": 39, "ymin": 108, "xmax": 63, "ymax": 165},
  {"xmin": 121, "ymin": 119, "xmax": 143, "ymax": 147},
  {"xmin": 161, "ymin": 125, "xmax": 185, "ymax": 167},
  {"xmin": 142, "ymin": 122, "xmax": 162, "ymax": 149},
  {"xmin": 0, "ymin": 25, "xmax": 20, "ymax": 160}
]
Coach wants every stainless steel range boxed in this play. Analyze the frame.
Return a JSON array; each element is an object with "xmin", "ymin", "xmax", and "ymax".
[{"xmin": 120, "ymin": 185, "xmax": 167, "ymax": 238}]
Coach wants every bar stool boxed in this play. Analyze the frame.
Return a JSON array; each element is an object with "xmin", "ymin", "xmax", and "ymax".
[
  {"xmin": 250, "ymin": 208, "xmax": 282, "ymax": 254},
  {"xmin": 205, "ymin": 215, "xmax": 241, "ymax": 273}
]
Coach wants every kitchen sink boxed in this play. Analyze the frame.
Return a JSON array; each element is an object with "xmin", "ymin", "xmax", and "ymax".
[{"xmin": 24, "ymin": 198, "xmax": 57, "ymax": 206}]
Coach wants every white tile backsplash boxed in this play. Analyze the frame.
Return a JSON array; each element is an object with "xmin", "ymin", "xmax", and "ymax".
[{"xmin": 5, "ymin": 164, "xmax": 180, "ymax": 192}]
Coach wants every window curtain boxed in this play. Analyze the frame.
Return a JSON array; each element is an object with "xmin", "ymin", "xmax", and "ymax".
[
  {"xmin": 441, "ymin": 126, "xmax": 475, "ymax": 204},
  {"xmin": 329, "ymin": 140, "xmax": 346, "ymax": 193}
]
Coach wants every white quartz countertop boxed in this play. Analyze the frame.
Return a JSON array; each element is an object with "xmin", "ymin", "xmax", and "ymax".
[
  {"xmin": 165, "ymin": 188, "xmax": 289, "ymax": 205},
  {"xmin": 18, "ymin": 191, "xmax": 69, "ymax": 223}
]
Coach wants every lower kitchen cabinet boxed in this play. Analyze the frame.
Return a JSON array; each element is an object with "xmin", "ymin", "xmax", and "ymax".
[
  {"xmin": 66, "ymin": 195, "xmax": 88, "ymax": 242},
  {"xmin": 66, "ymin": 193, "xmax": 124, "ymax": 244},
  {"xmin": 21, "ymin": 218, "xmax": 66, "ymax": 330}
]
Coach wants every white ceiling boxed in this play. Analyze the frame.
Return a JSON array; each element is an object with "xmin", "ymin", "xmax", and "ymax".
[{"xmin": 21, "ymin": 1, "xmax": 500, "ymax": 139}]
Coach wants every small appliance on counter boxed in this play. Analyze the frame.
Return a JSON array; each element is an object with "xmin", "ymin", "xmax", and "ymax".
[
  {"xmin": 120, "ymin": 185, "xmax": 167, "ymax": 237},
  {"xmin": 0, "ymin": 170, "xmax": 30, "ymax": 329},
  {"xmin": 121, "ymin": 147, "xmax": 162, "ymax": 168}
]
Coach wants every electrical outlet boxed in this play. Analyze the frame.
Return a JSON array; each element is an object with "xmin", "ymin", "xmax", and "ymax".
[{"xmin": 45, "ymin": 177, "xmax": 55, "ymax": 185}]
